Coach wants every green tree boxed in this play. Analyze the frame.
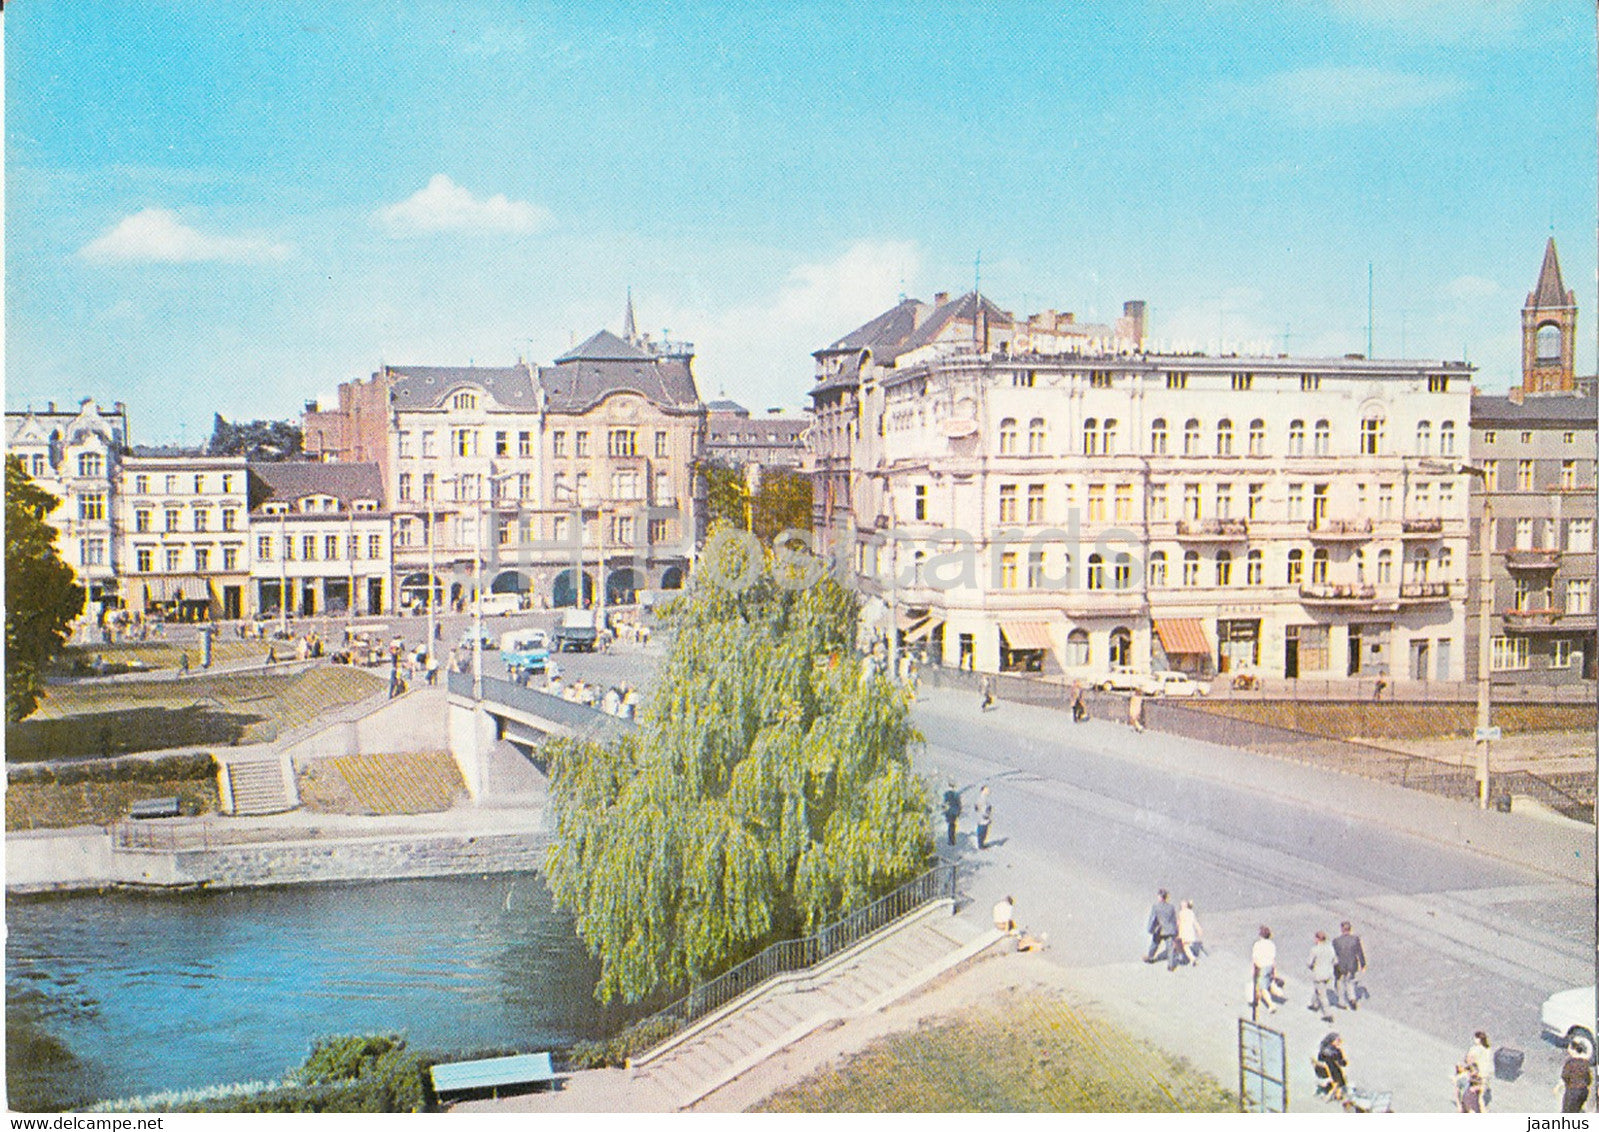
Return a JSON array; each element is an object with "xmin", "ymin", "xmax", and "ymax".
[
  {"xmin": 543, "ymin": 529, "xmax": 930, "ymax": 1004},
  {"xmin": 700, "ymin": 460, "xmax": 750, "ymax": 531},
  {"xmin": 751, "ymin": 467, "xmax": 813, "ymax": 546},
  {"xmin": 5, "ymin": 457, "xmax": 84, "ymax": 722},
  {"xmin": 207, "ymin": 414, "xmax": 303, "ymax": 460}
]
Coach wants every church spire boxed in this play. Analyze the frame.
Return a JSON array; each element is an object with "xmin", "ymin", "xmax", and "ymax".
[
  {"xmin": 623, "ymin": 288, "xmax": 639, "ymax": 344},
  {"xmin": 1530, "ymin": 237, "xmax": 1574, "ymax": 309},
  {"xmin": 1521, "ymin": 236, "xmax": 1578, "ymax": 394}
]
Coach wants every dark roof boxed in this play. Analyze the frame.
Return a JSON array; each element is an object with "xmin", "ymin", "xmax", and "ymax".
[
  {"xmin": 538, "ymin": 356, "xmax": 702, "ymax": 413},
  {"xmin": 1530, "ymin": 238, "xmax": 1576, "ymax": 309},
  {"xmin": 811, "ymin": 352, "xmax": 864, "ymax": 400},
  {"xmin": 706, "ymin": 399, "xmax": 749, "ymax": 414},
  {"xmin": 555, "ymin": 329, "xmax": 652, "ymax": 363},
  {"xmin": 1472, "ymin": 390, "xmax": 1597, "ymax": 427},
  {"xmin": 386, "ymin": 364, "xmax": 538, "ymax": 410},
  {"xmin": 129, "ymin": 444, "xmax": 207, "ymax": 458},
  {"xmin": 893, "ymin": 291, "xmax": 1010, "ymax": 358},
  {"xmin": 816, "ymin": 297, "xmax": 929, "ymax": 358},
  {"xmin": 248, "ymin": 461, "xmax": 385, "ymax": 511}
]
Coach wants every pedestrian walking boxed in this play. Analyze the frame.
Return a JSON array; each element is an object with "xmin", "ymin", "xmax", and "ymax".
[
  {"xmin": 979, "ymin": 675, "xmax": 996, "ymax": 712},
  {"xmin": 425, "ymin": 652, "xmax": 439, "ymax": 686},
  {"xmin": 975, "ymin": 785, "xmax": 993, "ymax": 850},
  {"xmin": 388, "ymin": 666, "xmax": 402, "ymax": 699},
  {"xmin": 1463, "ymin": 1031, "xmax": 1494, "ymax": 1110},
  {"xmin": 1559, "ymin": 1038, "xmax": 1592, "ymax": 1113},
  {"xmin": 1332, "ymin": 921, "xmax": 1367, "ymax": 1009},
  {"xmin": 1128, "ymin": 688, "xmax": 1146, "ymax": 732},
  {"xmin": 1251, "ymin": 926, "xmax": 1278, "ymax": 1015},
  {"xmin": 177, "ymin": 652, "xmax": 190, "ymax": 676},
  {"xmin": 1307, "ymin": 931, "xmax": 1336, "ymax": 1022},
  {"xmin": 1069, "ymin": 681, "xmax": 1088, "ymax": 723},
  {"xmin": 1143, "ymin": 888, "xmax": 1177, "ymax": 965},
  {"xmin": 941, "ymin": 781, "xmax": 962, "ymax": 847},
  {"xmin": 1176, "ymin": 899, "xmax": 1207, "ymax": 965}
]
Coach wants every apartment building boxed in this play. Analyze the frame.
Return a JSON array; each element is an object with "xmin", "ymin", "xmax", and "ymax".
[
  {"xmin": 5, "ymin": 398, "xmax": 129, "ymax": 612},
  {"xmin": 247, "ymin": 462, "xmax": 390, "ymax": 618},
  {"xmin": 705, "ymin": 400, "xmax": 809, "ymax": 469},
  {"xmin": 839, "ymin": 299, "xmax": 1472, "ymax": 683},
  {"xmin": 117, "ymin": 453, "xmax": 251, "ymax": 620}
]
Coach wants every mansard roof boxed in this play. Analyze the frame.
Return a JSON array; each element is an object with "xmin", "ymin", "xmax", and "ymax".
[
  {"xmin": 248, "ymin": 460, "xmax": 385, "ymax": 512},
  {"xmin": 538, "ymin": 354, "xmax": 702, "ymax": 413},
  {"xmin": 555, "ymin": 329, "xmax": 653, "ymax": 363},
  {"xmin": 385, "ymin": 364, "xmax": 539, "ymax": 410}
]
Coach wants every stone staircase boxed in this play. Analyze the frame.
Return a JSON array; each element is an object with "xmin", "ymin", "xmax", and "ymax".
[
  {"xmin": 221, "ymin": 757, "xmax": 296, "ymax": 815},
  {"xmin": 631, "ymin": 902, "xmax": 1002, "ymax": 1110}
]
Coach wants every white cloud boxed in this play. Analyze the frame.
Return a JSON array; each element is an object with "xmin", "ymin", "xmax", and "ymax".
[
  {"xmin": 1236, "ymin": 66, "xmax": 1467, "ymax": 125},
  {"xmin": 78, "ymin": 208, "xmax": 291, "ymax": 263},
  {"xmin": 1327, "ymin": 0, "xmax": 1525, "ymax": 42},
  {"xmin": 1443, "ymin": 274, "xmax": 1501, "ymax": 300},
  {"xmin": 457, "ymin": 25, "xmax": 528, "ymax": 57},
  {"xmin": 375, "ymin": 175, "xmax": 551, "ymax": 236}
]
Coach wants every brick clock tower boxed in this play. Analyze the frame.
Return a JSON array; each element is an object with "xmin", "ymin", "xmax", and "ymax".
[{"xmin": 1521, "ymin": 237, "xmax": 1577, "ymax": 394}]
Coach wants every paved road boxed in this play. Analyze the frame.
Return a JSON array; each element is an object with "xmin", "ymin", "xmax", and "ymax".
[{"xmin": 911, "ymin": 689, "xmax": 1592, "ymax": 1112}]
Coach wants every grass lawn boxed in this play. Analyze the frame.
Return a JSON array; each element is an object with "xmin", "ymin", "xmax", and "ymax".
[
  {"xmin": 59, "ymin": 638, "xmax": 266, "ymax": 673},
  {"xmin": 6, "ymin": 775, "xmax": 218, "ymax": 831},
  {"xmin": 755, "ymin": 989, "xmax": 1235, "ymax": 1113},
  {"xmin": 299, "ymin": 752, "xmax": 465, "ymax": 815},
  {"xmin": 7, "ymin": 666, "xmax": 384, "ymax": 761}
]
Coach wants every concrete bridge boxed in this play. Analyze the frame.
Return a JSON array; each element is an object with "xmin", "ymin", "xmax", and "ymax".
[{"xmin": 446, "ymin": 670, "xmax": 633, "ymax": 800}]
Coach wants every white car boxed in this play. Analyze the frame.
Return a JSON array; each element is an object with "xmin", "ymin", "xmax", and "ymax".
[
  {"xmin": 1542, "ymin": 986, "xmax": 1596, "ymax": 1055},
  {"xmin": 1148, "ymin": 671, "xmax": 1210, "ymax": 697},
  {"xmin": 1095, "ymin": 666, "xmax": 1155, "ymax": 694}
]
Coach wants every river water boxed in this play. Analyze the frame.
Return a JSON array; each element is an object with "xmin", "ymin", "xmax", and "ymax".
[{"xmin": 6, "ymin": 874, "xmax": 621, "ymax": 1111}]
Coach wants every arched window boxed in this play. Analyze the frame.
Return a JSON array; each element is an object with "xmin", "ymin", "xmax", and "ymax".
[
  {"xmin": 1536, "ymin": 323, "xmax": 1561, "ymax": 362},
  {"xmin": 1067, "ymin": 628, "xmax": 1091, "ymax": 667},
  {"xmin": 1082, "ymin": 418, "xmax": 1099, "ymax": 456},
  {"xmin": 1416, "ymin": 420, "xmax": 1432, "ymax": 455},
  {"xmin": 1216, "ymin": 418, "xmax": 1234, "ymax": 456},
  {"xmin": 1150, "ymin": 418, "xmax": 1168, "ymax": 455},
  {"xmin": 1246, "ymin": 549, "xmax": 1263, "ymax": 585},
  {"xmin": 1353, "ymin": 549, "xmax": 1366, "ymax": 582},
  {"xmin": 1377, "ymin": 548, "xmax": 1393, "ymax": 584},
  {"xmin": 1109, "ymin": 627, "xmax": 1132, "ymax": 667},
  {"xmin": 1410, "ymin": 547, "xmax": 1430, "ymax": 582},
  {"xmin": 1148, "ymin": 550, "xmax": 1167, "ymax": 587},
  {"xmin": 1248, "ymin": 419, "xmax": 1266, "ymax": 456},
  {"xmin": 999, "ymin": 418, "xmax": 1018, "ymax": 455},
  {"xmin": 1102, "ymin": 418, "xmax": 1119, "ymax": 454},
  {"xmin": 1183, "ymin": 419, "xmax": 1202, "ymax": 455},
  {"xmin": 1182, "ymin": 550, "xmax": 1200, "ymax": 586},
  {"xmin": 1313, "ymin": 419, "xmax": 1330, "ymax": 456},
  {"xmin": 1028, "ymin": 417, "xmax": 1047, "ymax": 454},
  {"xmin": 1113, "ymin": 552, "xmax": 1132, "ymax": 589},
  {"xmin": 1087, "ymin": 553, "xmax": 1105, "ymax": 590},
  {"xmin": 1286, "ymin": 548, "xmax": 1304, "ymax": 584},
  {"xmin": 1288, "ymin": 419, "xmax": 1306, "ymax": 456},
  {"xmin": 1311, "ymin": 548, "xmax": 1329, "ymax": 583},
  {"xmin": 1439, "ymin": 420, "xmax": 1456, "ymax": 456},
  {"xmin": 1216, "ymin": 550, "xmax": 1233, "ymax": 586}
]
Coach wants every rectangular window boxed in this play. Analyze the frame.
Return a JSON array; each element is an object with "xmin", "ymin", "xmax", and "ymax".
[
  {"xmin": 1561, "ymin": 460, "xmax": 1577, "ymax": 489},
  {"xmin": 398, "ymin": 432, "xmax": 414, "ymax": 458},
  {"xmin": 1214, "ymin": 482, "xmax": 1233, "ymax": 519},
  {"xmin": 1437, "ymin": 482, "xmax": 1455, "ymax": 511},
  {"xmin": 1377, "ymin": 484, "xmax": 1394, "ymax": 519},
  {"xmin": 399, "ymin": 473, "xmax": 412, "ymax": 501},
  {"xmin": 193, "ymin": 474, "xmax": 205, "ymax": 494},
  {"xmin": 607, "ymin": 429, "xmax": 637, "ymax": 457},
  {"xmin": 1567, "ymin": 518, "xmax": 1594, "ymax": 552},
  {"xmin": 1166, "ymin": 372, "xmax": 1187, "ymax": 389},
  {"xmin": 1027, "ymin": 549, "xmax": 1044, "ymax": 588},
  {"xmin": 1231, "ymin": 373, "xmax": 1252, "ymax": 391},
  {"xmin": 1247, "ymin": 483, "xmax": 1264, "ymax": 521},
  {"xmin": 1516, "ymin": 517, "xmax": 1535, "ymax": 550},
  {"xmin": 914, "ymin": 484, "xmax": 928, "ymax": 521},
  {"xmin": 325, "ymin": 534, "xmax": 340, "ymax": 560},
  {"xmin": 1183, "ymin": 483, "xmax": 1202, "ymax": 521},
  {"xmin": 1413, "ymin": 482, "xmax": 1432, "ymax": 515},
  {"xmin": 257, "ymin": 535, "xmax": 272, "ymax": 560},
  {"xmin": 193, "ymin": 509, "xmax": 209, "ymax": 532},
  {"xmin": 421, "ymin": 431, "xmax": 438, "ymax": 458},
  {"xmin": 1428, "ymin": 376, "xmax": 1449, "ymax": 393},
  {"xmin": 1360, "ymin": 418, "xmax": 1383, "ymax": 455},
  {"xmin": 1517, "ymin": 460, "xmax": 1534, "ymax": 490},
  {"xmin": 1482, "ymin": 460, "xmax": 1498, "ymax": 491},
  {"xmin": 135, "ymin": 474, "xmax": 150, "ymax": 494},
  {"xmin": 366, "ymin": 533, "xmax": 381, "ymax": 559},
  {"xmin": 136, "ymin": 548, "xmax": 153, "ymax": 572},
  {"xmin": 302, "ymin": 535, "xmax": 317, "ymax": 561},
  {"xmin": 165, "ymin": 508, "xmax": 181, "ymax": 531},
  {"xmin": 1028, "ymin": 484, "xmax": 1046, "ymax": 523},
  {"xmin": 655, "ymin": 431, "xmax": 669, "ymax": 458},
  {"xmin": 1568, "ymin": 578, "xmax": 1593, "ymax": 615},
  {"xmin": 78, "ymin": 493, "xmax": 106, "ymax": 521},
  {"xmin": 222, "ymin": 546, "xmax": 238, "ymax": 571},
  {"xmin": 194, "ymin": 547, "xmax": 210, "ymax": 572},
  {"xmin": 1114, "ymin": 483, "xmax": 1133, "ymax": 522},
  {"xmin": 1086, "ymin": 484, "xmax": 1106, "ymax": 523},
  {"xmin": 648, "ymin": 517, "xmax": 670, "ymax": 544},
  {"xmin": 575, "ymin": 431, "xmax": 591, "ymax": 458},
  {"xmin": 1149, "ymin": 483, "xmax": 1169, "ymax": 521},
  {"xmin": 422, "ymin": 473, "xmax": 435, "ymax": 502},
  {"xmin": 453, "ymin": 428, "xmax": 478, "ymax": 457},
  {"xmin": 77, "ymin": 453, "xmax": 104, "ymax": 477},
  {"xmin": 1286, "ymin": 483, "xmax": 1304, "ymax": 521},
  {"xmin": 1490, "ymin": 636, "xmax": 1528, "ymax": 671},
  {"xmin": 1300, "ymin": 375, "xmax": 1321, "ymax": 391},
  {"xmin": 1000, "ymin": 552, "xmax": 1019, "ymax": 589},
  {"xmin": 999, "ymin": 484, "xmax": 1019, "ymax": 523},
  {"xmin": 221, "ymin": 508, "xmax": 237, "ymax": 531},
  {"xmin": 135, "ymin": 509, "xmax": 152, "ymax": 533},
  {"xmin": 492, "ymin": 431, "xmax": 507, "ymax": 456},
  {"xmin": 1552, "ymin": 640, "xmax": 1573, "ymax": 669},
  {"xmin": 552, "ymin": 431, "xmax": 568, "ymax": 457},
  {"xmin": 81, "ymin": 538, "xmax": 106, "ymax": 566},
  {"xmin": 165, "ymin": 475, "xmax": 179, "ymax": 493},
  {"xmin": 165, "ymin": 547, "xmax": 181, "ymax": 572}
]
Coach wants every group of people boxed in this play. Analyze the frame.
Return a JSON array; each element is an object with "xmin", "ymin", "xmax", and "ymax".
[
  {"xmin": 93, "ymin": 608, "xmax": 162, "ymax": 643},
  {"xmin": 1142, "ymin": 889, "xmax": 1208, "ymax": 971},
  {"xmin": 1245, "ymin": 920, "xmax": 1367, "ymax": 1022},
  {"xmin": 941, "ymin": 782, "xmax": 997, "ymax": 849}
]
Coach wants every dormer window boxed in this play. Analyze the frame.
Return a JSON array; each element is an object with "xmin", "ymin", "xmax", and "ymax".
[
  {"xmin": 263, "ymin": 502, "xmax": 289, "ymax": 516},
  {"xmin": 354, "ymin": 500, "xmax": 378, "ymax": 512},
  {"xmin": 452, "ymin": 391, "xmax": 479, "ymax": 411}
]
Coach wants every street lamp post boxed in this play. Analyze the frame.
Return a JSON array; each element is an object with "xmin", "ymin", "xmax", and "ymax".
[
  {"xmin": 426, "ymin": 493, "xmax": 439, "ymax": 661},
  {"xmin": 1427, "ymin": 459, "xmax": 1493, "ymax": 809}
]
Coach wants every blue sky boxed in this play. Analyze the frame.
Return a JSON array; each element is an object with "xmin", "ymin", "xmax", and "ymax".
[{"xmin": 7, "ymin": 1, "xmax": 1595, "ymax": 443}]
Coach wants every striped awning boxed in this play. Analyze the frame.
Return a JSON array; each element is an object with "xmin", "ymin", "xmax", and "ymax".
[
  {"xmin": 904, "ymin": 617, "xmax": 943, "ymax": 643},
  {"xmin": 1154, "ymin": 618, "xmax": 1211, "ymax": 656},
  {"xmin": 1000, "ymin": 621, "xmax": 1054, "ymax": 651}
]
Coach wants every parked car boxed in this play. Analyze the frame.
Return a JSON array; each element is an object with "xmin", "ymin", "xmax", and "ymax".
[
  {"xmin": 1147, "ymin": 671, "xmax": 1210, "ymax": 697},
  {"xmin": 458, "ymin": 628, "xmax": 497, "ymax": 652},
  {"xmin": 479, "ymin": 593, "xmax": 524, "ymax": 616},
  {"xmin": 1542, "ymin": 986, "xmax": 1596, "ymax": 1057},
  {"xmin": 1095, "ymin": 665, "xmax": 1155, "ymax": 694},
  {"xmin": 500, "ymin": 629, "xmax": 555, "ymax": 676}
]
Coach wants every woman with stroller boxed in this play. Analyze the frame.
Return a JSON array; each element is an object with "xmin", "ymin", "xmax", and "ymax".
[{"xmin": 1315, "ymin": 1033, "xmax": 1349, "ymax": 1103}]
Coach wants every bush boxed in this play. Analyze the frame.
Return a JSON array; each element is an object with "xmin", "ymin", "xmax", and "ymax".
[
  {"xmin": 563, "ymin": 1013, "xmax": 682, "ymax": 1069},
  {"xmin": 7, "ymin": 751, "xmax": 214, "ymax": 786}
]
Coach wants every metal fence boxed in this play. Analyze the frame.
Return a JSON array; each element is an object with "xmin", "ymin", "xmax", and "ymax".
[
  {"xmin": 633, "ymin": 862, "xmax": 962, "ymax": 1055},
  {"xmin": 920, "ymin": 666, "xmax": 1592, "ymax": 822}
]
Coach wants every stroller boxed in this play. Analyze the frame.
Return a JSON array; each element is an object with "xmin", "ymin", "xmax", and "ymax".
[{"xmin": 1313, "ymin": 1047, "xmax": 1391, "ymax": 1112}]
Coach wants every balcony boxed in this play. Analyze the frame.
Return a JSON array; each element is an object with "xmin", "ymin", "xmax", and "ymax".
[
  {"xmin": 1298, "ymin": 583, "xmax": 1382, "ymax": 606},
  {"xmin": 1504, "ymin": 549, "xmax": 1560, "ymax": 571},
  {"xmin": 1502, "ymin": 606, "xmax": 1560, "ymax": 627},
  {"xmin": 1307, "ymin": 518, "xmax": 1373, "ymax": 540},
  {"xmin": 1398, "ymin": 581, "xmax": 1451, "ymax": 602},
  {"xmin": 1400, "ymin": 517, "xmax": 1444, "ymax": 537},
  {"xmin": 1175, "ymin": 518, "xmax": 1248, "ymax": 540}
]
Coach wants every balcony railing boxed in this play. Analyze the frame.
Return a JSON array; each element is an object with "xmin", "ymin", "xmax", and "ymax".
[
  {"xmin": 1505, "ymin": 549, "xmax": 1560, "ymax": 570},
  {"xmin": 1298, "ymin": 583, "xmax": 1378, "ymax": 603},
  {"xmin": 1398, "ymin": 581, "xmax": 1451, "ymax": 600},
  {"xmin": 1307, "ymin": 518, "xmax": 1373, "ymax": 539},
  {"xmin": 1175, "ymin": 518, "xmax": 1248, "ymax": 539},
  {"xmin": 1502, "ymin": 606, "xmax": 1560, "ymax": 624},
  {"xmin": 1401, "ymin": 517, "xmax": 1445, "ymax": 536}
]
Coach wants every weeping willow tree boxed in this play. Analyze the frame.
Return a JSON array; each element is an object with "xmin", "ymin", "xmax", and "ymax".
[{"xmin": 543, "ymin": 528, "xmax": 931, "ymax": 1004}]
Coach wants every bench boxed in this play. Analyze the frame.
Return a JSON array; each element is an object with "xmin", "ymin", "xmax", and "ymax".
[
  {"xmin": 128, "ymin": 797, "xmax": 183, "ymax": 820},
  {"xmin": 430, "ymin": 1052, "xmax": 558, "ymax": 1101}
]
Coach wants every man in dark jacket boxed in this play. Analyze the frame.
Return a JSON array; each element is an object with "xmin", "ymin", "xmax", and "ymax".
[
  {"xmin": 941, "ymin": 782, "xmax": 962, "ymax": 846},
  {"xmin": 1332, "ymin": 921, "xmax": 1367, "ymax": 1010},
  {"xmin": 1144, "ymin": 888, "xmax": 1177, "ymax": 964}
]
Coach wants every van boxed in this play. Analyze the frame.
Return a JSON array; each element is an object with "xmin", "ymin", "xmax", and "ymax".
[
  {"xmin": 501, "ymin": 629, "xmax": 554, "ymax": 674},
  {"xmin": 479, "ymin": 593, "xmax": 524, "ymax": 617}
]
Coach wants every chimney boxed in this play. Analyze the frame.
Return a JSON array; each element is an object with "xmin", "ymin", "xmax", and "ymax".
[
  {"xmin": 47, "ymin": 401, "xmax": 55, "ymax": 413},
  {"xmin": 113, "ymin": 401, "xmax": 125, "ymax": 415},
  {"xmin": 934, "ymin": 292, "xmax": 950, "ymax": 306},
  {"xmin": 1507, "ymin": 386, "xmax": 1525, "ymax": 405},
  {"xmin": 1124, "ymin": 300, "xmax": 1148, "ymax": 342}
]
